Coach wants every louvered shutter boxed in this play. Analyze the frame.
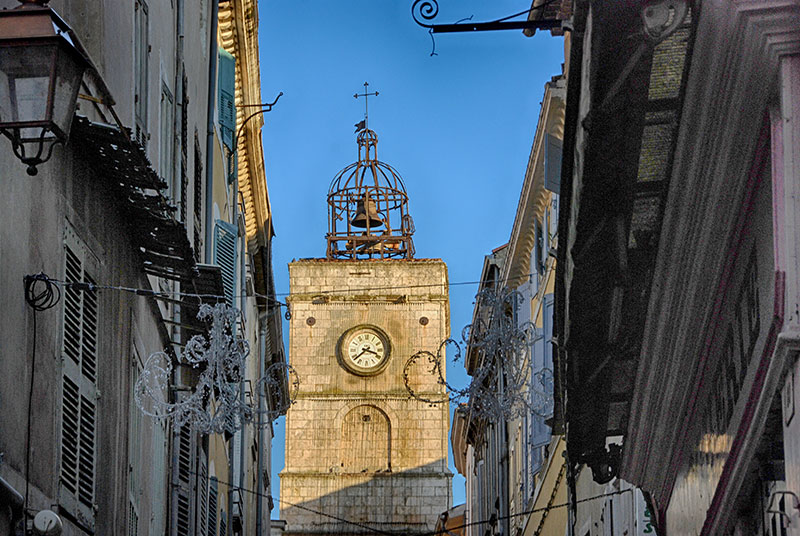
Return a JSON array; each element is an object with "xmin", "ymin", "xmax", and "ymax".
[
  {"xmin": 59, "ymin": 228, "xmax": 98, "ymax": 529},
  {"xmin": 128, "ymin": 500, "xmax": 139, "ymax": 536},
  {"xmin": 214, "ymin": 220, "xmax": 238, "ymax": 306},
  {"xmin": 208, "ymin": 477, "xmax": 219, "ymax": 536},
  {"xmin": 149, "ymin": 421, "xmax": 168, "ymax": 535},
  {"xmin": 176, "ymin": 423, "xmax": 196, "ymax": 536},
  {"xmin": 544, "ymin": 134, "xmax": 562, "ymax": 194},
  {"xmin": 218, "ymin": 48, "xmax": 236, "ymax": 150},
  {"xmin": 128, "ymin": 362, "xmax": 143, "ymax": 536},
  {"xmin": 196, "ymin": 447, "xmax": 209, "ymax": 536},
  {"xmin": 219, "ymin": 512, "xmax": 227, "ymax": 536}
]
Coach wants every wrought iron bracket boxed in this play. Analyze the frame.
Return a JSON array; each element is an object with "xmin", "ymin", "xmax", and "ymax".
[{"xmin": 412, "ymin": 0, "xmax": 566, "ymax": 34}]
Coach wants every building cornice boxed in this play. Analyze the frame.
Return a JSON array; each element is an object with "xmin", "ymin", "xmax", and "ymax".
[
  {"xmin": 218, "ymin": 0, "xmax": 271, "ymax": 248},
  {"xmin": 502, "ymin": 77, "xmax": 566, "ymax": 288}
]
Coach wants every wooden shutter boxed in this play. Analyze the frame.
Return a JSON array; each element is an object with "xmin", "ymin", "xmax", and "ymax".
[
  {"xmin": 214, "ymin": 220, "xmax": 238, "ymax": 306},
  {"xmin": 208, "ymin": 477, "xmax": 219, "ymax": 536},
  {"xmin": 128, "ymin": 500, "xmax": 139, "ymax": 536},
  {"xmin": 196, "ymin": 446, "xmax": 209, "ymax": 536},
  {"xmin": 176, "ymin": 423, "xmax": 196, "ymax": 536},
  {"xmin": 218, "ymin": 48, "xmax": 236, "ymax": 150},
  {"xmin": 193, "ymin": 135, "xmax": 204, "ymax": 260},
  {"xmin": 134, "ymin": 0, "xmax": 149, "ymax": 146},
  {"xmin": 219, "ymin": 512, "xmax": 227, "ymax": 536},
  {"xmin": 128, "ymin": 360, "xmax": 143, "ymax": 536},
  {"xmin": 59, "ymin": 228, "xmax": 98, "ymax": 528},
  {"xmin": 149, "ymin": 421, "xmax": 168, "ymax": 535},
  {"xmin": 544, "ymin": 134, "xmax": 562, "ymax": 194}
]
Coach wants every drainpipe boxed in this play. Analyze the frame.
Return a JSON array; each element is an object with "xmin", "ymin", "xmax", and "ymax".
[
  {"xmin": 204, "ymin": 0, "xmax": 219, "ymax": 264},
  {"xmin": 256, "ymin": 315, "xmax": 267, "ymax": 536}
]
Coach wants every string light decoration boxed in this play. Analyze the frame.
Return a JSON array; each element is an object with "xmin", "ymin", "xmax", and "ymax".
[
  {"xmin": 404, "ymin": 287, "xmax": 552, "ymax": 422},
  {"xmin": 135, "ymin": 302, "xmax": 299, "ymax": 434}
]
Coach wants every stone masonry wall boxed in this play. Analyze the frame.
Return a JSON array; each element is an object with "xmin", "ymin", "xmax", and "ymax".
[{"xmin": 281, "ymin": 259, "xmax": 452, "ymax": 535}]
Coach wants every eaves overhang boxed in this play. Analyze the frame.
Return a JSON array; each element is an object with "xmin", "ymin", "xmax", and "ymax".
[
  {"xmin": 557, "ymin": 0, "xmax": 695, "ymax": 483},
  {"xmin": 502, "ymin": 76, "xmax": 566, "ymax": 288},
  {"xmin": 72, "ymin": 116, "xmax": 198, "ymax": 282}
]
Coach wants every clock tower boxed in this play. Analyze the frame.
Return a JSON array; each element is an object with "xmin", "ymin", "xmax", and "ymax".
[{"xmin": 280, "ymin": 124, "xmax": 452, "ymax": 535}]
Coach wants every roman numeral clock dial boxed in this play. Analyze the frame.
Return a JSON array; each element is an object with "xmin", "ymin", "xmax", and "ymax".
[{"xmin": 337, "ymin": 325, "xmax": 391, "ymax": 376}]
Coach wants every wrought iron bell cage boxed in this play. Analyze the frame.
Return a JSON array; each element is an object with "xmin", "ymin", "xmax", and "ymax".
[{"xmin": 327, "ymin": 128, "xmax": 415, "ymax": 259}]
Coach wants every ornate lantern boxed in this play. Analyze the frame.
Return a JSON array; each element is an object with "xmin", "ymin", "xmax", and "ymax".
[{"xmin": 0, "ymin": 0, "xmax": 90, "ymax": 175}]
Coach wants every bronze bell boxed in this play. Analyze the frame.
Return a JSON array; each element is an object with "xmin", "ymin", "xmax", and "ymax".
[{"xmin": 351, "ymin": 193, "xmax": 383, "ymax": 229}]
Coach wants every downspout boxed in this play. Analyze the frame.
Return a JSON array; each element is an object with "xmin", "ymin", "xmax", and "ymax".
[
  {"xmin": 169, "ymin": 1, "xmax": 185, "ymax": 535},
  {"xmin": 256, "ymin": 316, "xmax": 267, "ymax": 536},
  {"xmin": 204, "ymin": 0, "xmax": 219, "ymax": 264}
]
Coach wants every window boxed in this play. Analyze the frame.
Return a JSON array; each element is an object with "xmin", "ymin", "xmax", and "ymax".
[
  {"xmin": 535, "ymin": 221, "xmax": 544, "ymax": 276},
  {"xmin": 217, "ymin": 47, "xmax": 236, "ymax": 151},
  {"xmin": 149, "ymin": 419, "xmax": 168, "ymax": 535},
  {"xmin": 160, "ymin": 83, "xmax": 175, "ymax": 196},
  {"xmin": 208, "ymin": 477, "xmax": 219, "ymax": 536},
  {"xmin": 134, "ymin": 0, "xmax": 149, "ymax": 145},
  {"xmin": 214, "ymin": 220, "xmax": 238, "ymax": 306},
  {"xmin": 180, "ymin": 72, "xmax": 189, "ymax": 222},
  {"xmin": 194, "ymin": 135, "xmax": 204, "ymax": 260},
  {"xmin": 128, "ymin": 357, "xmax": 143, "ymax": 536},
  {"xmin": 59, "ymin": 227, "xmax": 98, "ymax": 529},
  {"xmin": 176, "ymin": 422, "xmax": 196, "ymax": 536}
]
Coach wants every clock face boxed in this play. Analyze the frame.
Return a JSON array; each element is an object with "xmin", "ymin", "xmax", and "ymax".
[{"xmin": 338, "ymin": 326, "xmax": 391, "ymax": 376}]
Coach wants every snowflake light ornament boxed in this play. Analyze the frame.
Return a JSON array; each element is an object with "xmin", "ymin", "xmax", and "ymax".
[
  {"xmin": 135, "ymin": 302, "xmax": 298, "ymax": 434},
  {"xmin": 404, "ymin": 287, "xmax": 547, "ymax": 422}
]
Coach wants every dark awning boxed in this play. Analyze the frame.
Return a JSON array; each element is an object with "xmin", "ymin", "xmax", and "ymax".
[
  {"xmin": 556, "ymin": 1, "xmax": 695, "ymax": 481},
  {"xmin": 72, "ymin": 116, "xmax": 198, "ymax": 282}
]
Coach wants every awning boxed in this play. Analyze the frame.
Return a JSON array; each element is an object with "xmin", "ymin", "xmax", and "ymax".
[
  {"xmin": 72, "ymin": 116, "xmax": 198, "ymax": 282},
  {"xmin": 556, "ymin": 1, "xmax": 695, "ymax": 481}
]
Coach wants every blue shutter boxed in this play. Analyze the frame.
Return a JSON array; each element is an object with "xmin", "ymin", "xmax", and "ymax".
[
  {"xmin": 218, "ymin": 48, "xmax": 236, "ymax": 150},
  {"xmin": 214, "ymin": 220, "xmax": 238, "ymax": 306},
  {"xmin": 544, "ymin": 134, "xmax": 562, "ymax": 194}
]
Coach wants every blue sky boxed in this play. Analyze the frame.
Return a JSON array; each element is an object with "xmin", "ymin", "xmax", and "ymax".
[{"xmin": 258, "ymin": 0, "xmax": 564, "ymax": 512}]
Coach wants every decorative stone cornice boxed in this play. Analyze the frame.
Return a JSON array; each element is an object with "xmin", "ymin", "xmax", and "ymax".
[
  {"xmin": 502, "ymin": 76, "xmax": 566, "ymax": 287},
  {"xmin": 218, "ymin": 0, "xmax": 271, "ymax": 247}
]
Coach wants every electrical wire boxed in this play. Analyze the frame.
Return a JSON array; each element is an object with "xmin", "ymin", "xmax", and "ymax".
[
  {"xmin": 22, "ymin": 273, "xmax": 62, "ymax": 520},
  {"xmin": 32, "ymin": 271, "xmax": 536, "ymax": 303},
  {"xmin": 192, "ymin": 470, "xmax": 632, "ymax": 536}
]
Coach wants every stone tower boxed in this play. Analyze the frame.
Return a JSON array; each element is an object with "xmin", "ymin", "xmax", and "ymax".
[{"xmin": 280, "ymin": 125, "xmax": 452, "ymax": 535}]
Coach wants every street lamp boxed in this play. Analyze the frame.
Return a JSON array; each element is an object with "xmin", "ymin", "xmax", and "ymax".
[{"xmin": 0, "ymin": 0, "xmax": 90, "ymax": 175}]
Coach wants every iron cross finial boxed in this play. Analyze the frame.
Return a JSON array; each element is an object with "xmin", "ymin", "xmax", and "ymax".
[{"xmin": 354, "ymin": 81, "xmax": 379, "ymax": 130}]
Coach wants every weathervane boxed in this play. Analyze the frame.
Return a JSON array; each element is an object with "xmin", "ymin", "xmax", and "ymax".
[{"xmin": 354, "ymin": 81, "xmax": 379, "ymax": 131}]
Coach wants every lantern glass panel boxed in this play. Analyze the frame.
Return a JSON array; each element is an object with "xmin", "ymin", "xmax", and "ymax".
[
  {"xmin": 51, "ymin": 47, "xmax": 84, "ymax": 138},
  {"xmin": 0, "ymin": 44, "xmax": 57, "ymax": 142}
]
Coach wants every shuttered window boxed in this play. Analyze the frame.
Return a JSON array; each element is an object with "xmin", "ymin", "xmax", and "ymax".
[
  {"xmin": 214, "ymin": 220, "xmax": 238, "ymax": 306},
  {"xmin": 193, "ymin": 136, "xmax": 204, "ymax": 260},
  {"xmin": 128, "ymin": 500, "xmax": 139, "ymax": 536},
  {"xmin": 176, "ymin": 422, "xmax": 196, "ymax": 536},
  {"xmin": 149, "ymin": 420, "xmax": 168, "ymax": 535},
  {"xmin": 218, "ymin": 48, "xmax": 236, "ymax": 150},
  {"xmin": 544, "ymin": 134, "xmax": 562, "ymax": 194},
  {"xmin": 134, "ymin": 0, "xmax": 149, "ymax": 146},
  {"xmin": 196, "ymin": 445, "xmax": 209, "ymax": 536},
  {"xmin": 208, "ymin": 477, "xmax": 219, "ymax": 536},
  {"xmin": 59, "ymin": 227, "xmax": 98, "ymax": 528},
  {"xmin": 128, "ymin": 360, "xmax": 143, "ymax": 536}
]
